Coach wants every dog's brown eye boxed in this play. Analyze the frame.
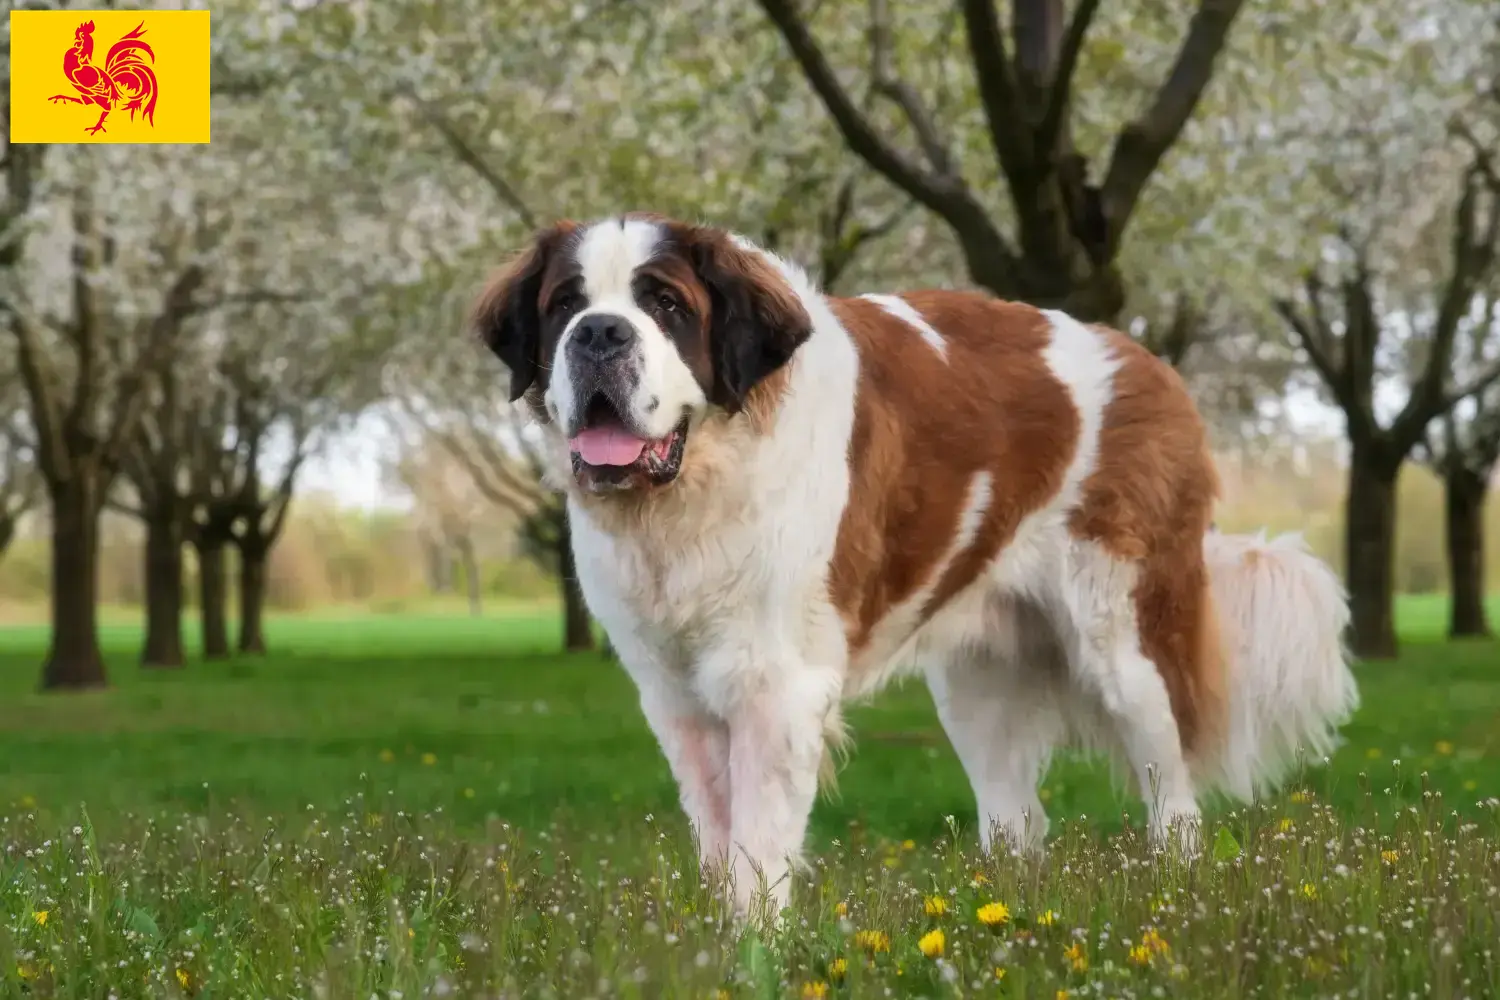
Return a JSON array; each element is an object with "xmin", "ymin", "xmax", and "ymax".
[
  {"xmin": 656, "ymin": 292, "xmax": 679, "ymax": 314},
  {"xmin": 553, "ymin": 293, "xmax": 581, "ymax": 315}
]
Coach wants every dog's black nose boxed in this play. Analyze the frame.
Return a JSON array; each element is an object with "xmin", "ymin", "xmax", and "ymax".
[{"xmin": 570, "ymin": 314, "xmax": 635, "ymax": 360}]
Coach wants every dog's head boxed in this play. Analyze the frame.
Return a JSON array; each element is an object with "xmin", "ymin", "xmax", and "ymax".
[{"xmin": 472, "ymin": 215, "xmax": 813, "ymax": 494}]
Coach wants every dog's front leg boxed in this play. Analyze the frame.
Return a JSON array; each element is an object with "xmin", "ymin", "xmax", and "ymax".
[
  {"xmin": 607, "ymin": 626, "xmax": 732, "ymax": 871},
  {"xmin": 634, "ymin": 677, "xmax": 732, "ymax": 872},
  {"xmin": 716, "ymin": 667, "xmax": 841, "ymax": 921}
]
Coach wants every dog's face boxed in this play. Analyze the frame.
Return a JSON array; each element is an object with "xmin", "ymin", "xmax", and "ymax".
[{"xmin": 472, "ymin": 216, "xmax": 813, "ymax": 494}]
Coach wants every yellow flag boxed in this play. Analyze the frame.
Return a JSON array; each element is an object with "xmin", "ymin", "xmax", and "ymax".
[{"xmin": 9, "ymin": 9, "xmax": 211, "ymax": 144}]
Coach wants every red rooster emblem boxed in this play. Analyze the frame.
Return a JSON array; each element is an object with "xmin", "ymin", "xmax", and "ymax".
[{"xmin": 48, "ymin": 20, "xmax": 159, "ymax": 136}]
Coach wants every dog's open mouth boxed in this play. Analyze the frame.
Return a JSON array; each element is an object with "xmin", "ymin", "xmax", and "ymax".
[{"xmin": 567, "ymin": 394, "xmax": 688, "ymax": 491}]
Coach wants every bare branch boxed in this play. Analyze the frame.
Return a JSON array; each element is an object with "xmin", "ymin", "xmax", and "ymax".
[
  {"xmin": 1445, "ymin": 357, "xmax": 1500, "ymax": 413},
  {"xmin": 68, "ymin": 188, "xmax": 100, "ymax": 423},
  {"xmin": 869, "ymin": 0, "xmax": 957, "ymax": 176},
  {"xmin": 6, "ymin": 311, "xmax": 68, "ymax": 484},
  {"xmin": 757, "ymin": 0, "xmax": 973, "ymax": 220},
  {"xmin": 959, "ymin": 0, "xmax": 1033, "ymax": 187},
  {"xmin": 1036, "ymin": 0, "xmax": 1101, "ymax": 158},
  {"xmin": 1450, "ymin": 118, "xmax": 1500, "ymax": 186},
  {"xmin": 1274, "ymin": 291, "xmax": 1352, "ymax": 416},
  {"xmin": 102, "ymin": 264, "xmax": 207, "ymax": 471},
  {"xmin": 1099, "ymin": 0, "xmax": 1247, "ymax": 255},
  {"xmin": 398, "ymin": 86, "xmax": 539, "ymax": 230},
  {"xmin": 1139, "ymin": 291, "xmax": 1202, "ymax": 367},
  {"xmin": 1391, "ymin": 159, "xmax": 1500, "ymax": 448},
  {"xmin": 432, "ymin": 427, "xmax": 548, "ymax": 517}
]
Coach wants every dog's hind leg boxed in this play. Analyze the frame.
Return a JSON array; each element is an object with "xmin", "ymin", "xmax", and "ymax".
[{"xmin": 924, "ymin": 597, "xmax": 1066, "ymax": 852}]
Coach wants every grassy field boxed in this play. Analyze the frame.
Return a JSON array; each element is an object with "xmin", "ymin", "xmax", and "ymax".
[{"xmin": 0, "ymin": 596, "xmax": 1497, "ymax": 996}]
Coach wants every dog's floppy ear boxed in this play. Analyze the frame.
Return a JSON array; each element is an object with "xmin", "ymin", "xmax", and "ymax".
[
  {"xmin": 471, "ymin": 222, "xmax": 576, "ymax": 402},
  {"xmin": 685, "ymin": 229, "xmax": 813, "ymax": 413}
]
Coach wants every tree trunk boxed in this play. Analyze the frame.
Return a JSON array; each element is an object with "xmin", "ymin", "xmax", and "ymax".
[
  {"xmin": 1444, "ymin": 465, "xmax": 1491, "ymax": 638},
  {"xmin": 426, "ymin": 538, "xmax": 453, "ymax": 594},
  {"xmin": 196, "ymin": 536, "xmax": 231, "ymax": 659},
  {"xmin": 0, "ymin": 515, "xmax": 15, "ymax": 558},
  {"xmin": 557, "ymin": 513, "xmax": 594, "ymax": 652},
  {"xmin": 1345, "ymin": 451, "xmax": 1400, "ymax": 659},
  {"xmin": 237, "ymin": 540, "xmax": 268, "ymax": 654},
  {"xmin": 41, "ymin": 477, "xmax": 108, "ymax": 691},
  {"xmin": 141, "ymin": 507, "xmax": 186, "ymax": 668},
  {"xmin": 457, "ymin": 535, "xmax": 482, "ymax": 617}
]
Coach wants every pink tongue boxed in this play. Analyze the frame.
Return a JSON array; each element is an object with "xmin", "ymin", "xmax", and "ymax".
[{"xmin": 570, "ymin": 426, "xmax": 648, "ymax": 466}]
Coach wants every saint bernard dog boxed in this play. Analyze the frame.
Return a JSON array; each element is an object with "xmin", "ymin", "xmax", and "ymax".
[{"xmin": 471, "ymin": 213, "xmax": 1359, "ymax": 916}]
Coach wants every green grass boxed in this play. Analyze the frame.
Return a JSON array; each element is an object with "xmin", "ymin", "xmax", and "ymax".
[{"xmin": 0, "ymin": 598, "xmax": 1497, "ymax": 996}]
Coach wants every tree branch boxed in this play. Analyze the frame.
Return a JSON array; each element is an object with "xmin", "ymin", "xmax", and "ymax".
[
  {"xmin": 399, "ymin": 87, "xmax": 539, "ymax": 230},
  {"xmin": 757, "ymin": 0, "xmax": 975, "ymax": 222},
  {"xmin": 1099, "ymin": 0, "xmax": 1247, "ymax": 256},
  {"xmin": 68, "ymin": 188, "xmax": 100, "ymax": 425},
  {"xmin": 1444, "ymin": 358, "xmax": 1500, "ymax": 414},
  {"xmin": 1035, "ymin": 0, "xmax": 1101, "ymax": 159},
  {"xmin": 869, "ymin": 0, "xmax": 957, "ymax": 176},
  {"xmin": 959, "ymin": 0, "xmax": 1034, "ymax": 188},
  {"xmin": 6, "ymin": 311, "xmax": 68, "ymax": 485},
  {"xmin": 431, "ymin": 425, "xmax": 547, "ymax": 518},
  {"xmin": 1391, "ymin": 159, "xmax": 1500, "ymax": 448},
  {"xmin": 102, "ymin": 264, "xmax": 207, "ymax": 472},
  {"xmin": 261, "ymin": 446, "xmax": 304, "ymax": 545},
  {"xmin": 1274, "ymin": 292, "xmax": 1352, "ymax": 416}
]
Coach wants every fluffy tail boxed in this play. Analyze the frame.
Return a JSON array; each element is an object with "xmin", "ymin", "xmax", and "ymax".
[{"xmin": 1195, "ymin": 530, "xmax": 1359, "ymax": 800}]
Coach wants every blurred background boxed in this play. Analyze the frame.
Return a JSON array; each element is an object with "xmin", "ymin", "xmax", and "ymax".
[{"xmin": 1, "ymin": 0, "xmax": 1498, "ymax": 835}]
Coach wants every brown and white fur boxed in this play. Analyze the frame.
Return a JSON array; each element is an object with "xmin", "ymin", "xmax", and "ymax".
[{"xmin": 471, "ymin": 215, "xmax": 1359, "ymax": 916}]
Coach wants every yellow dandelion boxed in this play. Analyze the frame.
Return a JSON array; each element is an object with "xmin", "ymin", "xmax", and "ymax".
[
  {"xmin": 176, "ymin": 968, "xmax": 192, "ymax": 989},
  {"xmin": 714, "ymin": 991, "xmax": 730, "ymax": 1000},
  {"xmin": 901, "ymin": 839, "xmax": 916, "ymax": 851},
  {"xmin": 1036, "ymin": 909, "xmax": 1058, "ymax": 927},
  {"xmin": 994, "ymin": 966, "xmax": 1007, "ymax": 980},
  {"xmin": 918, "ymin": 928, "xmax": 945, "ymax": 959},
  {"xmin": 971, "ymin": 870, "xmax": 990, "ymax": 885},
  {"xmin": 1063, "ymin": 941, "xmax": 1088, "ymax": 972},
  {"xmin": 882, "ymin": 855, "xmax": 900, "ymax": 869},
  {"xmin": 16, "ymin": 962, "xmax": 37, "ymax": 981},
  {"xmin": 1464, "ymin": 779, "xmax": 1478, "ymax": 791},
  {"xmin": 828, "ymin": 957, "xmax": 848, "ymax": 982},
  {"xmin": 463, "ymin": 788, "xmax": 475, "ymax": 799},
  {"xmin": 1365, "ymin": 747, "xmax": 1381, "ymax": 759},
  {"xmin": 800, "ymin": 980, "xmax": 829, "ymax": 999},
  {"xmin": 924, "ymin": 895, "xmax": 948, "ymax": 917},
  {"xmin": 1141, "ymin": 928, "xmax": 1170, "ymax": 955},
  {"xmin": 1300, "ymin": 882, "xmax": 1318, "ymax": 899},
  {"xmin": 421, "ymin": 752, "xmax": 437, "ymax": 766},
  {"xmin": 1057, "ymin": 991, "xmax": 1070, "ymax": 1000},
  {"xmin": 1128, "ymin": 944, "xmax": 1152, "ymax": 966},
  {"xmin": 834, "ymin": 901, "xmax": 848, "ymax": 918},
  {"xmin": 854, "ymin": 929, "xmax": 890, "ymax": 954},
  {"xmin": 977, "ymin": 901, "xmax": 1011, "ymax": 929},
  {"xmin": 408, "ymin": 927, "xmax": 416, "ymax": 939},
  {"xmin": 32, "ymin": 910, "xmax": 48, "ymax": 927},
  {"xmin": 1289, "ymin": 790, "xmax": 1310, "ymax": 804},
  {"xmin": 378, "ymin": 748, "xmax": 395, "ymax": 763},
  {"xmin": 1381, "ymin": 849, "xmax": 1399, "ymax": 864},
  {"xmin": 1278, "ymin": 818, "xmax": 1293, "ymax": 832},
  {"xmin": 1436, "ymin": 740, "xmax": 1454, "ymax": 756},
  {"xmin": 19, "ymin": 795, "xmax": 35, "ymax": 809},
  {"xmin": 1038, "ymin": 788, "xmax": 1052, "ymax": 802},
  {"xmin": 365, "ymin": 813, "xmax": 383, "ymax": 828}
]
